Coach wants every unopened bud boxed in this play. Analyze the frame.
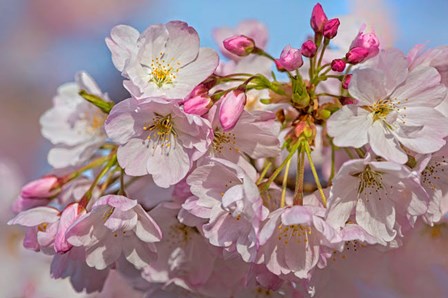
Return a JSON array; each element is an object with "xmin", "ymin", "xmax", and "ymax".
[
  {"xmin": 346, "ymin": 47, "xmax": 370, "ymax": 64},
  {"xmin": 350, "ymin": 25, "xmax": 380, "ymax": 60},
  {"xmin": 342, "ymin": 74, "xmax": 352, "ymax": 89},
  {"xmin": 223, "ymin": 35, "xmax": 255, "ymax": 57},
  {"xmin": 301, "ymin": 40, "xmax": 317, "ymax": 58},
  {"xmin": 323, "ymin": 18, "xmax": 340, "ymax": 39},
  {"xmin": 276, "ymin": 45, "xmax": 303, "ymax": 71},
  {"xmin": 310, "ymin": 3, "xmax": 328, "ymax": 33},
  {"xmin": 219, "ymin": 90, "xmax": 246, "ymax": 131},
  {"xmin": 331, "ymin": 59, "xmax": 346, "ymax": 72}
]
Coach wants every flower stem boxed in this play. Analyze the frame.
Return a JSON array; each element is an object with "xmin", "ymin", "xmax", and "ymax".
[
  {"xmin": 261, "ymin": 140, "xmax": 301, "ymax": 191},
  {"xmin": 293, "ymin": 149, "xmax": 305, "ymax": 205},
  {"xmin": 280, "ymin": 158, "xmax": 292, "ymax": 208},
  {"xmin": 256, "ymin": 160, "xmax": 272, "ymax": 184},
  {"xmin": 80, "ymin": 153, "xmax": 117, "ymax": 207},
  {"xmin": 304, "ymin": 142, "xmax": 327, "ymax": 207},
  {"xmin": 328, "ymin": 143, "xmax": 336, "ymax": 186}
]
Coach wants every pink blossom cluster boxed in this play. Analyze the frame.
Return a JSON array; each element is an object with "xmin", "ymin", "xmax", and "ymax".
[{"xmin": 7, "ymin": 3, "xmax": 448, "ymax": 296}]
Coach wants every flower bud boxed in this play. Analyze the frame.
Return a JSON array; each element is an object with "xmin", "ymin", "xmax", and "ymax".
[
  {"xmin": 183, "ymin": 84, "xmax": 212, "ymax": 116},
  {"xmin": 323, "ymin": 18, "xmax": 340, "ymax": 39},
  {"xmin": 340, "ymin": 96, "xmax": 357, "ymax": 105},
  {"xmin": 331, "ymin": 59, "xmax": 346, "ymax": 72},
  {"xmin": 301, "ymin": 40, "xmax": 317, "ymax": 58},
  {"xmin": 184, "ymin": 95, "xmax": 212, "ymax": 116},
  {"xmin": 13, "ymin": 176, "xmax": 61, "ymax": 212},
  {"xmin": 223, "ymin": 35, "xmax": 255, "ymax": 57},
  {"xmin": 310, "ymin": 3, "xmax": 328, "ymax": 33},
  {"xmin": 294, "ymin": 120, "xmax": 316, "ymax": 140},
  {"xmin": 350, "ymin": 25, "xmax": 380, "ymax": 60},
  {"xmin": 276, "ymin": 45, "xmax": 303, "ymax": 71},
  {"xmin": 219, "ymin": 90, "xmax": 246, "ymax": 131},
  {"xmin": 342, "ymin": 74, "xmax": 352, "ymax": 89},
  {"xmin": 346, "ymin": 47, "xmax": 370, "ymax": 64}
]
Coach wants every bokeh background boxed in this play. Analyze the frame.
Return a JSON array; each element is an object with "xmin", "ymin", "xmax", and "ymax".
[{"xmin": 1, "ymin": 0, "xmax": 447, "ymax": 297}]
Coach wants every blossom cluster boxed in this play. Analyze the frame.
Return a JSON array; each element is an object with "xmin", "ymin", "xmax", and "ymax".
[{"xmin": 7, "ymin": 3, "xmax": 448, "ymax": 296}]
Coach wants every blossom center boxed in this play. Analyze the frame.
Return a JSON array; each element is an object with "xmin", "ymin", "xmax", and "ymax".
[
  {"xmin": 149, "ymin": 52, "xmax": 180, "ymax": 88},
  {"xmin": 355, "ymin": 166, "xmax": 385, "ymax": 200},
  {"xmin": 143, "ymin": 113, "xmax": 178, "ymax": 154},
  {"xmin": 367, "ymin": 99, "xmax": 394, "ymax": 122},
  {"xmin": 277, "ymin": 224, "xmax": 312, "ymax": 245},
  {"xmin": 421, "ymin": 155, "xmax": 447, "ymax": 191},
  {"xmin": 212, "ymin": 129, "xmax": 238, "ymax": 154},
  {"xmin": 167, "ymin": 223, "xmax": 196, "ymax": 247}
]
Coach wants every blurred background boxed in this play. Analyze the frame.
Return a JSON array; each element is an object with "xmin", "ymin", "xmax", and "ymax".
[{"xmin": 0, "ymin": 0, "xmax": 447, "ymax": 297}]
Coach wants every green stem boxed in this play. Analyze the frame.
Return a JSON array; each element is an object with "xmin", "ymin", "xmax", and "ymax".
[
  {"xmin": 261, "ymin": 140, "xmax": 301, "ymax": 192},
  {"xmin": 256, "ymin": 161, "xmax": 272, "ymax": 185},
  {"xmin": 118, "ymin": 168, "xmax": 126, "ymax": 196},
  {"xmin": 317, "ymin": 40, "xmax": 329, "ymax": 70},
  {"xmin": 280, "ymin": 158, "xmax": 292, "ymax": 208},
  {"xmin": 315, "ymin": 93, "xmax": 341, "ymax": 98},
  {"xmin": 328, "ymin": 143, "xmax": 336, "ymax": 186},
  {"xmin": 80, "ymin": 154, "xmax": 117, "ymax": 207},
  {"xmin": 304, "ymin": 142, "xmax": 327, "ymax": 207},
  {"xmin": 64, "ymin": 155, "xmax": 110, "ymax": 182}
]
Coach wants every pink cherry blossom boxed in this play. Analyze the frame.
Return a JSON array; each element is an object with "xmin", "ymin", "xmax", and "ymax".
[
  {"xmin": 40, "ymin": 72, "xmax": 108, "ymax": 168},
  {"xmin": 8, "ymin": 203, "xmax": 85, "ymax": 254},
  {"xmin": 206, "ymin": 100, "xmax": 280, "ymax": 170},
  {"xmin": 105, "ymin": 98, "xmax": 212, "ymax": 187},
  {"xmin": 107, "ymin": 21, "xmax": 219, "ymax": 99},
  {"xmin": 143, "ymin": 202, "xmax": 219, "ymax": 291},
  {"xmin": 276, "ymin": 45, "xmax": 303, "ymax": 72},
  {"xmin": 328, "ymin": 49, "xmax": 448, "ymax": 164},
  {"xmin": 51, "ymin": 247, "xmax": 110, "ymax": 293},
  {"xmin": 414, "ymin": 142, "xmax": 448, "ymax": 224},
  {"xmin": 185, "ymin": 158, "xmax": 268, "ymax": 262},
  {"xmin": 326, "ymin": 154, "xmax": 429, "ymax": 244},
  {"xmin": 66, "ymin": 195, "xmax": 162, "ymax": 270},
  {"xmin": 350, "ymin": 24, "xmax": 380, "ymax": 60},
  {"xmin": 258, "ymin": 204, "xmax": 342, "ymax": 280}
]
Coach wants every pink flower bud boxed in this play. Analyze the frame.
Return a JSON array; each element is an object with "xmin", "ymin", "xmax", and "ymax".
[
  {"xmin": 219, "ymin": 90, "xmax": 246, "ymax": 131},
  {"xmin": 55, "ymin": 203, "xmax": 86, "ymax": 253},
  {"xmin": 183, "ymin": 84, "xmax": 212, "ymax": 116},
  {"xmin": 331, "ymin": 59, "xmax": 346, "ymax": 72},
  {"xmin": 310, "ymin": 3, "xmax": 328, "ymax": 33},
  {"xmin": 342, "ymin": 74, "xmax": 352, "ymax": 89},
  {"xmin": 223, "ymin": 35, "xmax": 255, "ymax": 57},
  {"xmin": 346, "ymin": 47, "xmax": 370, "ymax": 64},
  {"xmin": 350, "ymin": 25, "xmax": 380, "ymax": 59},
  {"xmin": 340, "ymin": 96, "xmax": 357, "ymax": 105},
  {"xmin": 21, "ymin": 176, "xmax": 59, "ymax": 198},
  {"xmin": 13, "ymin": 176, "xmax": 61, "ymax": 212},
  {"xmin": 184, "ymin": 95, "xmax": 212, "ymax": 116},
  {"xmin": 276, "ymin": 45, "xmax": 303, "ymax": 71},
  {"xmin": 301, "ymin": 40, "xmax": 317, "ymax": 58},
  {"xmin": 323, "ymin": 18, "xmax": 340, "ymax": 39}
]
